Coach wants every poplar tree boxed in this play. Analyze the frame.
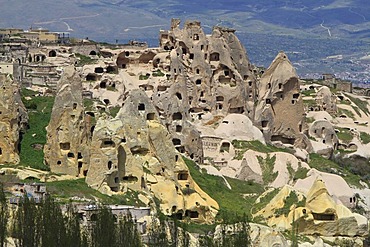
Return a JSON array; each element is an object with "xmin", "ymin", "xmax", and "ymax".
[
  {"xmin": 0, "ymin": 184, "xmax": 8, "ymax": 247},
  {"xmin": 90, "ymin": 206, "xmax": 117, "ymax": 247},
  {"xmin": 12, "ymin": 195, "xmax": 40, "ymax": 247}
]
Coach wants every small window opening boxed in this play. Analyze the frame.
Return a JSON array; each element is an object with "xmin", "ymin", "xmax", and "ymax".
[
  {"xmin": 172, "ymin": 138, "xmax": 181, "ymax": 146},
  {"xmin": 94, "ymin": 67, "xmax": 104, "ymax": 73},
  {"xmin": 100, "ymin": 81, "xmax": 106, "ymax": 88},
  {"xmin": 147, "ymin": 113, "xmax": 155, "ymax": 120},
  {"xmin": 177, "ymin": 172, "xmax": 188, "ymax": 180},
  {"xmin": 138, "ymin": 103, "xmax": 145, "ymax": 111},
  {"xmin": 172, "ymin": 112, "xmax": 182, "ymax": 120},
  {"xmin": 176, "ymin": 93, "xmax": 182, "ymax": 100}
]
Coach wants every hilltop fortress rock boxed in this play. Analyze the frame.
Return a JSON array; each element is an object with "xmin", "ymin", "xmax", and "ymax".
[
  {"xmin": 154, "ymin": 19, "xmax": 257, "ymax": 161},
  {"xmin": 44, "ymin": 66, "xmax": 90, "ymax": 176},
  {"xmin": 86, "ymin": 89, "xmax": 218, "ymax": 222},
  {"xmin": 0, "ymin": 74, "xmax": 28, "ymax": 164}
]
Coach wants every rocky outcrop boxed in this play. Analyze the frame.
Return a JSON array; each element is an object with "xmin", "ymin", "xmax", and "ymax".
[
  {"xmin": 44, "ymin": 66, "xmax": 90, "ymax": 176},
  {"xmin": 86, "ymin": 89, "xmax": 218, "ymax": 223},
  {"xmin": 255, "ymin": 52, "xmax": 311, "ymax": 151},
  {"xmin": 0, "ymin": 73, "xmax": 28, "ymax": 164},
  {"xmin": 294, "ymin": 168, "xmax": 356, "ymax": 209},
  {"xmin": 315, "ymin": 86, "xmax": 337, "ymax": 113},
  {"xmin": 214, "ymin": 114, "xmax": 264, "ymax": 142},
  {"xmin": 309, "ymin": 119, "xmax": 338, "ymax": 158},
  {"xmin": 254, "ymin": 180, "xmax": 368, "ymax": 237},
  {"xmin": 154, "ymin": 19, "xmax": 258, "ymax": 162}
]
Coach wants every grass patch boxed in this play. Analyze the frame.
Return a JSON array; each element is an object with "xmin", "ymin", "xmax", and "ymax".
[
  {"xmin": 139, "ymin": 74, "xmax": 149, "ymax": 80},
  {"xmin": 301, "ymin": 89, "xmax": 315, "ymax": 97},
  {"xmin": 352, "ymin": 105, "xmax": 362, "ymax": 117},
  {"xmin": 339, "ymin": 99, "xmax": 351, "ymax": 105},
  {"xmin": 251, "ymin": 189, "xmax": 279, "ymax": 215},
  {"xmin": 107, "ymin": 86, "xmax": 117, "ymax": 91},
  {"xmin": 19, "ymin": 89, "xmax": 54, "ymax": 170},
  {"xmin": 360, "ymin": 132, "xmax": 370, "ymax": 144},
  {"xmin": 336, "ymin": 127, "xmax": 353, "ymax": 143},
  {"xmin": 109, "ymin": 106, "xmax": 121, "ymax": 118},
  {"xmin": 232, "ymin": 140, "xmax": 292, "ymax": 155},
  {"xmin": 83, "ymin": 98, "xmax": 94, "ymax": 110},
  {"xmin": 257, "ymin": 154, "xmax": 277, "ymax": 185},
  {"xmin": 75, "ymin": 53, "xmax": 97, "ymax": 66},
  {"xmin": 306, "ymin": 117, "xmax": 315, "ymax": 124},
  {"xmin": 294, "ymin": 165, "xmax": 309, "ymax": 180},
  {"xmin": 183, "ymin": 157, "xmax": 263, "ymax": 220},
  {"xmin": 308, "ymin": 153, "xmax": 363, "ymax": 188},
  {"xmin": 345, "ymin": 93, "xmax": 369, "ymax": 116},
  {"xmin": 46, "ymin": 178, "xmax": 145, "ymax": 206},
  {"xmin": 275, "ymin": 191, "xmax": 305, "ymax": 217},
  {"xmin": 152, "ymin": 69, "xmax": 165, "ymax": 77},
  {"xmin": 287, "ymin": 162, "xmax": 309, "ymax": 181},
  {"xmin": 337, "ymin": 107, "xmax": 355, "ymax": 119}
]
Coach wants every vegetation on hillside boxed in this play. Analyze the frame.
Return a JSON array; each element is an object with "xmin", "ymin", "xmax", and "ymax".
[
  {"xmin": 75, "ymin": 53, "xmax": 97, "ymax": 67},
  {"xmin": 344, "ymin": 93, "xmax": 369, "ymax": 116},
  {"xmin": 336, "ymin": 127, "xmax": 353, "ymax": 143},
  {"xmin": 183, "ymin": 157, "xmax": 263, "ymax": 221},
  {"xmin": 19, "ymin": 89, "xmax": 54, "ymax": 171},
  {"xmin": 309, "ymin": 153, "xmax": 365, "ymax": 188},
  {"xmin": 46, "ymin": 178, "xmax": 145, "ymax": 206},
  {"xmin": 9, "ymin": 192, "xmax": 142, "ymax": 247}
]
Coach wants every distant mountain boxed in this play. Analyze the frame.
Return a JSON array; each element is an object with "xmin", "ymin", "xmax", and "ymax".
[
  {"xmin": 2, "ymin": 0, "xmax": 370, "ymax": 42},
  {"xmin": 1, "ymin": 0, "xmax": 370, "ymax": 82}
]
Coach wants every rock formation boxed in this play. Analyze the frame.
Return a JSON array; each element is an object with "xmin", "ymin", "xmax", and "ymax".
[
  {"xmin": 254, "ymin": 180, "xmax": 368, "ymax": 237},
  {"xmin": 0, "ymin": 73, "xmax": 28, "ymax": 164},
  {"xmin": 315, "ymin": 86, "xmax": 337, "ymax": 113},
  {"xmin": 255, "ymin": 52, "xmax": 311, "ymax": 150},
  {"xmin": 309, "ymin": 119, "xmax": 338, "ymax": 157},
  {"xmin": 153, "ymin": 19, "xmax": 258, "ymax": 162},
  {"xmin": 86, "ymin": 89, "xmax": 218, "ymax": 222},
  {"xmin": 44, "ymin": 66, "xmax": 90, "ymax": 176},
  {"xmin": 294, "ymin": 168, "xmax": 356, "ymax": 209}
]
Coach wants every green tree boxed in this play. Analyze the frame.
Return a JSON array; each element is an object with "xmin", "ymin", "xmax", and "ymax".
[
  {"xmin": 172, "ymin": 220, "xmax": 190, "ymax": 247},
  {"xmin": 199, "ymin": 234, "xmax": 215, "ymax": 247},
  {"xmin": 117, "ymin": 213, "xmax": 142, "ymax": 247},
  {"xmin": 65, "ymin": 203, "xmax": 88, "ymax": 247},
  {"xmin": 0, "ymin": 184, "xmax": 8, "ymax": 247},
  {"xmin": 12, "ymin": 195, "xmax": 41, "ymax": 247},
  {"xmin": 38, "ymin": 196, "xmax": 67, "ymax": 247},
  {"xmin": 147, "ymin": 214, "xmax": 169, "ymax": 247},
  {"xmin": 214, "ymin": 212, "xmax": 251, "ymax": 247},
  {"xmin": 90, "ymin": 206, "xmax": 117, "ymax": 247}
]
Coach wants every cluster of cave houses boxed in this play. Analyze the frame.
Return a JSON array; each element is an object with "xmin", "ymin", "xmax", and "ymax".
[
  {"xmin": 7, "ymin": 182, "xmax": 150, "ymax": 233},
  {"xmin": 1, "ymin": 20, "xmax": 357, "ymax": 210}
]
